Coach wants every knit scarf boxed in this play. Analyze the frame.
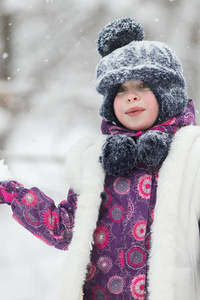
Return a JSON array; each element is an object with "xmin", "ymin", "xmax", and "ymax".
[{"xmin": 100, "ymin": 99, "xmax": 196, "ymax": 176}]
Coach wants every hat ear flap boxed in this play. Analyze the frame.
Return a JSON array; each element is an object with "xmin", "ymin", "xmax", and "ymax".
[
  {"xmin": 99, "ymin": 86, "xmax": 121, "ymax": 124},
  {"xmin": 149, "ymin": 82, "xmax": 187, "ymax": 124}
]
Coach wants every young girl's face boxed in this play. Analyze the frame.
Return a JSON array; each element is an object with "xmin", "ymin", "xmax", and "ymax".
[{"xmin": 113, "ymin": 80, "xmax": 159, "ymax": 131}]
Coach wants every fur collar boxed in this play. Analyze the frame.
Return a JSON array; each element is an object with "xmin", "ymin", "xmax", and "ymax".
[
  {"xmin": 59, "ymin": 136, "xmax": 105, "ymax": 300},
  {"xmin": 148, "ymin": 125, "xmax": 200, "ymax": 299}
]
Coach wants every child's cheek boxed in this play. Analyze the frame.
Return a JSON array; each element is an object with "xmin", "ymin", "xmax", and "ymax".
[{"xmin": 113, "ymin": 97, "xmax": 122, "ymax": 116}]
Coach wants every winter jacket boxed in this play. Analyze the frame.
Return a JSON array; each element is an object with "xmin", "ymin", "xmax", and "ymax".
[{"xmin": 1, "ymin": 125, "xmax": 200, "ymax": 300}]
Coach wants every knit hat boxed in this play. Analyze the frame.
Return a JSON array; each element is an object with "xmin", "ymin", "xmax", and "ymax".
[{"xmin": 95, "ymin": 17, "xmax": 188, "ymax": 125}]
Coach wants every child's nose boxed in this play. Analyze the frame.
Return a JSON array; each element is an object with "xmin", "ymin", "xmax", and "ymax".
[{"xmin": 126, "ymin": 90, "xmax": 140, "ymax": 103}]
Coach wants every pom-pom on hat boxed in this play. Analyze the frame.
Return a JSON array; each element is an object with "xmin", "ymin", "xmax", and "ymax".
[
  {"xmin": 97, "ymin": 17, "xmax": 144, "ymax": 57},
  {"xmin": 95, "ymin": 17, "xmax": 188, "ymax": 125}
]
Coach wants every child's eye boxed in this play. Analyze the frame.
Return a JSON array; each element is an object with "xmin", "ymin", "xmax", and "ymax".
[
  {"xmin": 140, "ymin": 82, "xmax": 149, "ymax": 89},
  {"xmin": 117, "ymin": 86, "xmax": 126, "ymax": 93}
]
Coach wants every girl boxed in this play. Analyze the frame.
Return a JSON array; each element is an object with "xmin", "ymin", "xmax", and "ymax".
[{"xmin": 0, "ymin": 18, "xmax": 200, "ymax": 300}]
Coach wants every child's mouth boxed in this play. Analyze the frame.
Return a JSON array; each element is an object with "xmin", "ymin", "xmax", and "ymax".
[{"xmin": 125, "ymin": 107, "xmax": 145, "ymax": 117}]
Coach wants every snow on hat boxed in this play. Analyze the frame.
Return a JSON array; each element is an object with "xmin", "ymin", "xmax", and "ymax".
[{"xmin": 95, "ymin": 17, "xmax": 188, "ymax": 125}]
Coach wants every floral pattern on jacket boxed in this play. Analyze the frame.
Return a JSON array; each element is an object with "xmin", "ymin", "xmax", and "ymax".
[
  {"xmin": 83, "ymin": 167, "xmax": 158, "ymax": 299},
  {"xmin": 0, "ymin": 181, "xmax": 77, "ymax": 250}
]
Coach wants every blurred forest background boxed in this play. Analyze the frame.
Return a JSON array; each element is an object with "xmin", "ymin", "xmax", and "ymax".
[{"xmin": 0, "ymin": 0, "xmax": 200, "ymax": 299}]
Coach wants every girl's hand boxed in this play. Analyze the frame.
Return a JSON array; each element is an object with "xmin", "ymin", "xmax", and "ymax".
[{"xmin": 0, "ymin": 181, "xmax": 23, "ymax": 205}]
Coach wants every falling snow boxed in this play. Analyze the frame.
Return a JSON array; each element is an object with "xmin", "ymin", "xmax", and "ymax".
[{"xmin": 0, "ymin": 0, "xmax": 200, "ymax": 299}]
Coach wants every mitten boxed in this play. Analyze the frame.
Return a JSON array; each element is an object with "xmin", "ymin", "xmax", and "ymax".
[
  {"xmin": 100, "ymin": 134, "xmax": 137, "ymax": 176},
  {"xmin": 0, "ymin": 181, "xmax": 23, "ymax": 205},
  {"xmin": 137, "ymin": 130, "xmax": 173, "ymax": 167}
]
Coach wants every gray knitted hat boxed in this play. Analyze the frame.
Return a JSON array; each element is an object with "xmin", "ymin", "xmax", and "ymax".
[{"xmin": 95, "ymin": 17, "xmax": 188, "ymax": 125}]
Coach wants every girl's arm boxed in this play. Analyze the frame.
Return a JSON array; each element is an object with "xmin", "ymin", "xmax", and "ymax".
[{"xmin": 0, "ymin": 181, "xmax": 77, "ymax": 250}]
